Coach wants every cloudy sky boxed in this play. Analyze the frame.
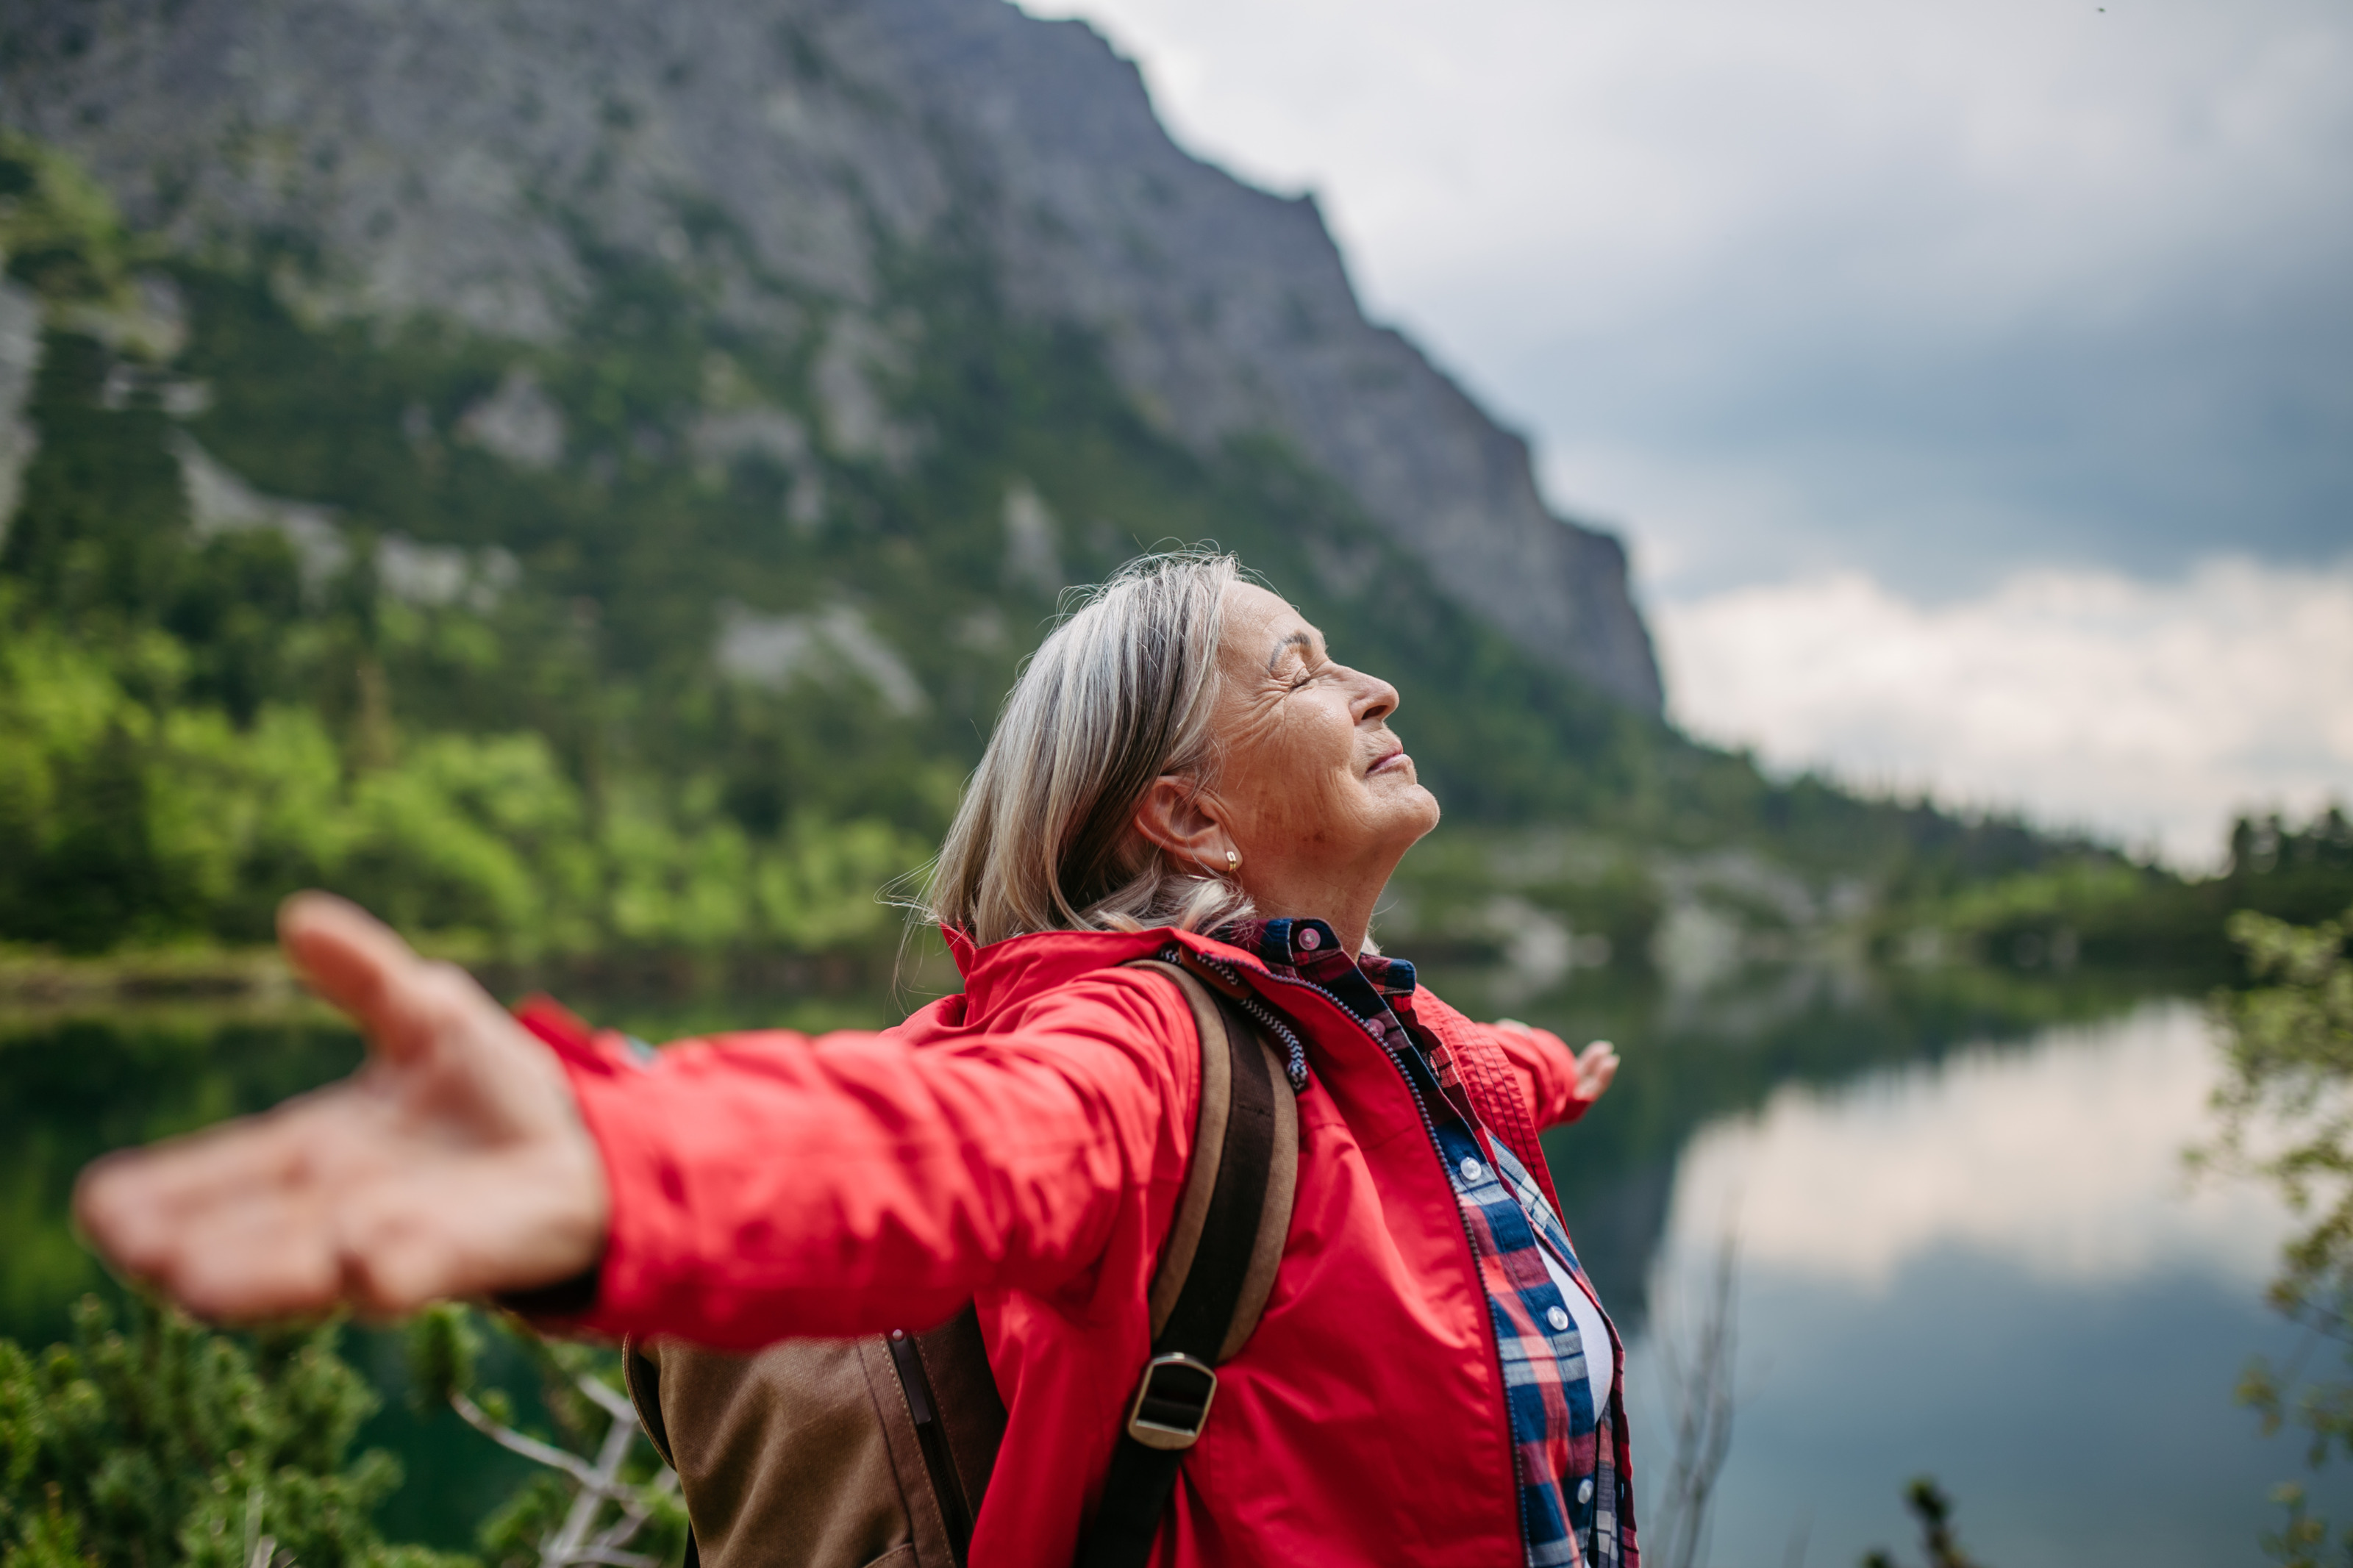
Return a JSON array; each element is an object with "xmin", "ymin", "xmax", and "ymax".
[{"xmin": 1022, "ymin": 0, "xmax": 2353, "ymax": 864}]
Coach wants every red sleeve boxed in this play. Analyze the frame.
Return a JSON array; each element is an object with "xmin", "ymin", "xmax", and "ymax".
[
  {"xmin": 515, "ymin": 974, "xmax": 1199, "ymax": 1349},
  {"xmin": 1482, "ymin": 1020, "xmax": 1593, "ymax": 1130}
]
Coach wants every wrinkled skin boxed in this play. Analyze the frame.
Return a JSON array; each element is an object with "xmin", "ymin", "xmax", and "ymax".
[
  {"xmin": 1132, "ymin": 582, "xmax": 1618, "ymax": 1093},
  {"xmin": 75, "ymin": 582, "xmax": 1613, "ymax": 1320},
  {"xmin": 1132, "ymin": 582, "xmax": 1438, "ymax": 960}
]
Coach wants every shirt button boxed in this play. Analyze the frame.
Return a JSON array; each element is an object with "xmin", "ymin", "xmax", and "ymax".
[
  {"xmin": 1547, "ymin": 1305, "xmax": 1571, "ymax": 1331},
  {"xmin": 1458, "ymin": 1156, "xmax": 1483, "ymax": 1181},
  {"xmin": 1577, "ymin": 1478, "xmax": 1595, "ymax": 1505},
  {"xmin": 1296, "ymin": 926, "xmax": 1321, "ymax": 950}
]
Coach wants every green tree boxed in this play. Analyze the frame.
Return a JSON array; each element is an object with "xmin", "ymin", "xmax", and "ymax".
[
  {"xmin": 0, "ymin": 1295, "xmax": 470, "ymax": 1567},
  {"xmin": 2202, "ymin": 904, "xmax": 2353, "ymax": 1564}
]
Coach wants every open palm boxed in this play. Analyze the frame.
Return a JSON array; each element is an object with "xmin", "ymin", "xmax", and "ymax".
[{"xmin": 74, "ymin": 893, "xmax": 609, "ymax": 1320}]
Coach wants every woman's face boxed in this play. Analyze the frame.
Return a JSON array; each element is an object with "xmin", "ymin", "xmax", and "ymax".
[{"xmin": 1201, "ymin": 583, "xmax": 1440, "ymax": 892}]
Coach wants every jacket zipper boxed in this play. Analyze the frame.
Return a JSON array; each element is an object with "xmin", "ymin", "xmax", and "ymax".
[{"xmin": 1194, "ymin": 950, "xmax": 1538, "ymax": 1565}]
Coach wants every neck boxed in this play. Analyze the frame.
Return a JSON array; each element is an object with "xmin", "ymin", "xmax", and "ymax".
[{"xmin": 1238, "ymin": 851, "xmax": 1403, "ymax": 961}]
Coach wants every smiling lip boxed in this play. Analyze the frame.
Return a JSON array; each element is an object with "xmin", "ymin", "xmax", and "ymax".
[{"xmin": 1368, "ymin": 746, "xmax": 1408, "ymax": 776}]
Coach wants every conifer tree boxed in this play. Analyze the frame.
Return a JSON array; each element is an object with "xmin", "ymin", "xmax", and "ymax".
[{"xmin": 0, "ymin": 1294, "xmax": 471, "ymax": 1567}]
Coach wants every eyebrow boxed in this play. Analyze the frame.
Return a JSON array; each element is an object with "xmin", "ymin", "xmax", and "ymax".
[{"xmin": 1266, "ymin": 629, "xmax": 1316, "ymax": 675}]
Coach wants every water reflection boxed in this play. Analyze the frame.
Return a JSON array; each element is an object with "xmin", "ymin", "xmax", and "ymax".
[
  {"xmin": 0, "ymin": 1002, "xmax": 363, "ymax": 1345},
  {"xmin": 1626, "ymin": 1000, "xmax": 2330, "ymax": 1566},
  {"xmin": 1429, "ymin": 956, "xmax": 2174, "ymax": 1333},
  {"xmin": 1660, "ymin": 1003, "xmax": 2284, "ymax": 1292}
]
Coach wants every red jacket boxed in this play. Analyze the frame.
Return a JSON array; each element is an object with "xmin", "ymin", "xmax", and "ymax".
[{"xmin": 534, "ymin": 923, "xmax": 1613, "ymax": 1566}]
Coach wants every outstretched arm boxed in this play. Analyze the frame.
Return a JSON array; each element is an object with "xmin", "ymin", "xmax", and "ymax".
[
  {"xmin": 76, "ymin": 895, "xmax": 1198, "ymax": 1345},
  {"xmin": 74, "ymin": 893, "xmax": 610, "ymax": 1320},
  {"xmin": 1490, "ymin": 1019, "xmax": 1620, "ymax": 1128}
]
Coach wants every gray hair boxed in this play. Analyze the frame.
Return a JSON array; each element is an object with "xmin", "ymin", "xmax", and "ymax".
[{"xmin": 924, "ymin": 549, "xmax": 1254, "ymax": 945}]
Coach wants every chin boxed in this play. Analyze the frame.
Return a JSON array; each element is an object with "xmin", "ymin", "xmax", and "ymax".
[{"xmin": 1382, "ymin": 780, "xmax": 1442, "ymax": 839}]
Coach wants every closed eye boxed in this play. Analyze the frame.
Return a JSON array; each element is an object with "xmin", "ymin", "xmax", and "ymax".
[{"xmin": 1267, "ymin": 630, "xmax": 1318, "ymax": 679}]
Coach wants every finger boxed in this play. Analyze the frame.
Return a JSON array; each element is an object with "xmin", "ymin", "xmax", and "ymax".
[
  {"xmin": 284, "ymin": 896, "xmax": 526, "ymax": 1092},
  {"xmin": 76, "ymin": 1094, "xmax": 343, "ymax": 1270},
  {"xmin": 121, "ymin": 1185, "xmax": 346, "ymax": 1322},
  {"xmin": 125, "ymin": 1191, "xmax": 376, "ymax": 1321},
  {"xmin": 1575, "ymin": 1041, "xmax": 1620, "ymax": 1097},
  {"xmin": 279, "ymin": 892, "xmax": 432, "ymax": 1062},
  {"xmin": 75, "ymin": 1084, "xmax": 407, "ymax": 1279}
]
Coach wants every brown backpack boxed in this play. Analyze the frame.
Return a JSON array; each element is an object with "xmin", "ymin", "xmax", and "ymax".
[{"xmin": 622, "ymin": 956, "xmax": 1301, "ymax": 1568}]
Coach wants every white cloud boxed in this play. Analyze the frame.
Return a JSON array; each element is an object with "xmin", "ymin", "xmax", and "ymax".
[
  {"xmin": 1652, "ymin": 557, "xmax": 2353, "ymax": 866},
  {"xmin": 1036, "ymin": 0, "xmax": 2344, "ymax": 287},
  {"xmin": 1657, "ymin": 1002, "xmax": 2292, "ymax": 1294},
  {"xmin": 1024, "ymin": 0, "xmax": 2353, "ymax": 595},
  {"xmin": 1026, "ymin": 0, "xmax": 2352, "ymax": 357}
]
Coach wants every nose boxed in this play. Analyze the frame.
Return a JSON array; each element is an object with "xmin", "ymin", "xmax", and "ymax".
[{"xmin": 1348, "ymin": 664, "xmax": 1399, "ymax": 725}]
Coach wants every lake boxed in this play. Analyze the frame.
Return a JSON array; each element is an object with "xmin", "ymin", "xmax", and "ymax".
[
  {"xmin": 1, "ymin": 956, "xmax": 2332, "ymax": 1562},
  {"xmin": 1618, "ymin": 1000, "xmax": 2318, "ymax": 1566}
]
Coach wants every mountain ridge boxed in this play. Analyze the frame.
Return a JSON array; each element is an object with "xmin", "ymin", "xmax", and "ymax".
[{"xmin": 0, "ymin": 0, "xmax": 1662, "ymax": 710}]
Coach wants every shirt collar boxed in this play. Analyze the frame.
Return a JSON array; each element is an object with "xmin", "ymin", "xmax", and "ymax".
[{"xmin": 1221, "ymin": 916, "xmax": 1417, "ymax": 1012}]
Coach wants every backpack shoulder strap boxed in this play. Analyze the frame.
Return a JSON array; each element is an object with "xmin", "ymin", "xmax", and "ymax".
[
  {"xmin": 1129, "ymin": 958, "xmax": 1299, "ymax": 1351},
  {"xmin": 1077, "ymin": 956, "xmax": 1300, "ymax": 1568}
]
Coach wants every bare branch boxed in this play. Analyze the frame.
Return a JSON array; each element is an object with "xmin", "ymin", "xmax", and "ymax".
[
  {"xmin": 449, "ymin": 1391, "xmax": 611, "ymax": 1492},
  {"xmin": 1652, "ymin": 1233, "xmax": 1740, "ymax": 1568},
  {"xmin": 542, "ymin": 1393, "xmax": 648, "ymax": 1566},
  {"xmin": 573, "ymin": 1372, "xmax": 638, "ymax": 1422}
]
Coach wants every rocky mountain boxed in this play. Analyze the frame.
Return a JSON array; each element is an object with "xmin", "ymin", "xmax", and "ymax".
[{"xmin": 0, "ymin": 0, "xmax": 1661, "ymax": 711}]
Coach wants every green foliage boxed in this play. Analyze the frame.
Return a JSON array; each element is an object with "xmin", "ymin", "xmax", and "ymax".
[
  {"xmin": 1860, "ymin": 1476, "xmax": 1985, "ymax": 1568},
  {"xmin": 0, "ymin": 1295, "xmax": 473, "ymax": 1568},
  {"xmin": 0, "ymin": 132, "xmax": 139, "ymax": 316},
  {"xmin": 1890, "ymin": 856, "xmax": 2187, "ymax": 970},
  {"xmin": 2207, "ymin": 903, "xmax": 2353, "ymax": 1327},
  {"xmin": 401, "ymin": 1310, "xmax": 478, "ymax": 1418},
  {"xmin": 1880, "ymin": 806, "xmax": 2353, "ymax": 978},
  {"xmin": 0, "ymin": 590, "xmax": 929, "ymax": 956},
  {"xmin": 2232, "ymin": 811, "xmax": 2353, "ymax": 929},
  {"xmin": 2203, "ymin": 904, "xmax": 2353, "ymax": 1563}
]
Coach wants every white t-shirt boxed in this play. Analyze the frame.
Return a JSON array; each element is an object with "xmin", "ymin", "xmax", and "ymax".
[{"xmin": 1542, "ymin": 1245, "xmax": 1615, "ymax": 1411}]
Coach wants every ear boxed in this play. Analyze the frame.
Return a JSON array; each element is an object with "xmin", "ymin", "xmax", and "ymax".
[{"xmin": 1132, "ymin": 775, "xmax": 1230, "ymax": 875}]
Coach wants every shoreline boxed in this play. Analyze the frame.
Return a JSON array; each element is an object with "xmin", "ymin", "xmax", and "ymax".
[
  {"xmin": 0, "ymin": 946, "xmax": 304, "ymax": 1006},
  {"xmin": 0, "ymin": 939, "xmax": 943, "ymax": 1017}
]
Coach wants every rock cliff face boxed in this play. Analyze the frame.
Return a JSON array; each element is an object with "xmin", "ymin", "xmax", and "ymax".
[{"xmin": 0, "ymin": 0, "xmax": 1663, "ymax": 710}]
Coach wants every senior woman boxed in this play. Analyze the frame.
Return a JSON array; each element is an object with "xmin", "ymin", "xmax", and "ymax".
[{"xmin": 77, "ymin": 551, "xmax": 1632, "ymax": 1567}]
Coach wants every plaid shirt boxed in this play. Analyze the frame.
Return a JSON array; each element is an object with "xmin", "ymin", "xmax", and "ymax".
[{"xmin": 1219, "ymin": 918, "xmax": 1629, "ymax": 1568}]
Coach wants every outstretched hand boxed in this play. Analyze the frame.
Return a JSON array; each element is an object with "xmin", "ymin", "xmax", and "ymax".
[
  {"xmin": 1496, "ymin": 1019, "xmax": 1621, "ymax": 1109},
  {"xmin": 74, "ymin": 893, "xmax": 610, "ymax": 1321},
  {"xmin": 1571, "ymin": 1039, "xmax": 1620, "ymax": 1106}
]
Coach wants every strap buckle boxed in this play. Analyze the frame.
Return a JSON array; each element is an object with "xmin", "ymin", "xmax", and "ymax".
[{"xmin": 1123, "ymin": 1352, "xmax": 1218, "ymax": 1450}]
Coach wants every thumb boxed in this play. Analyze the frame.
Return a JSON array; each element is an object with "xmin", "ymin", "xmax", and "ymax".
[{"xmin": 278, "ymin": 892, "xmax": 432, "ymax": 1064}]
